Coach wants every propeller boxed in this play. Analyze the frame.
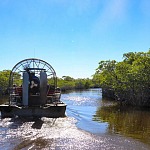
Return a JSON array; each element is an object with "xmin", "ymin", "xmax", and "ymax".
[{"xmin": 30, "ymin": 80, "xmax": 38, "ymax": 89}]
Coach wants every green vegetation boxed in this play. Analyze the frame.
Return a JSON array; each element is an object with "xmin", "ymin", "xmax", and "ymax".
[
  {"xmin": 93, "ymin": 50, "xmax": 150, "ymax": 107},
  {"xmin": 93, "ymin": 102, "xmax": 150, "ymax": 145},
  {"xmin": 0, "ymin": 70, "xmax": 11, "ymax": 94},
  {"xmin": 56, "ymin": 76, "xmax": 96, "ymax": 91},
  {"xmin": 47, "ymin": 75, "xmax": 95, "ymax": 91},
  {"xmin": 0, "ymin": 50, "xmax": 149, "ymax": 107},
  {"xmin": 0, "ymin": 72, "xmax": 97, "ymax": 95}
]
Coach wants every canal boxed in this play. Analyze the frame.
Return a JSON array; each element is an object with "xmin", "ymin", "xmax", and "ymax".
[{"xmin": 0, "ymin": 88, "xmax": 150, "ymax": 149}]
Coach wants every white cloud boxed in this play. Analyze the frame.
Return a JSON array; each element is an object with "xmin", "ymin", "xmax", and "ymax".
[{"xmin": 93, "ymin": 0, "xmax": 129, "ymax": 32}]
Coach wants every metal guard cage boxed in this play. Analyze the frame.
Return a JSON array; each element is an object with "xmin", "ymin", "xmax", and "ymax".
[{"xmin": 9, "ymin": 58, "xmax": 57, "ymax": 96}]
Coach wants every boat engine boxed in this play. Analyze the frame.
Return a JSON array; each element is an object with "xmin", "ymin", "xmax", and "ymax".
[{"xmin": 22, "ymin": 70, "xmax": 47, "ymax": 106}]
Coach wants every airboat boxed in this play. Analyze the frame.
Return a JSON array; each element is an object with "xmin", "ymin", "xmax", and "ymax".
[{"xmin": 0, "ymin": 58, "xmax": 66, "ymax": 118}]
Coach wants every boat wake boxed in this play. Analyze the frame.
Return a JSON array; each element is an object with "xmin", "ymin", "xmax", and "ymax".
[{"xmin": 0, "ymin": 116, "xmax": 149, "ymax": 150}]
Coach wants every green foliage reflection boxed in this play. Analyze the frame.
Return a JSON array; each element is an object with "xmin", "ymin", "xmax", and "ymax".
[{"xmin": 93, "ymin": 101, "xmax": 150, "ymax": 145}]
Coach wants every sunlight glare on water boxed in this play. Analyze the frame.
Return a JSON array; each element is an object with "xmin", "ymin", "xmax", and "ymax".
[
  {"xmin": 0, "ymin": 116, "xmax": 149, "ymax": 150},
  {"xmin": 64, "ymin": 96, "xmax": 92, "ymax": 106},
  {"xmin": 0, "ymin": 89, "xmax": 150, "ymax": 149},
  {"xmin": 0, "ymin": 117, "xmax": 104, "ymax": 149}
]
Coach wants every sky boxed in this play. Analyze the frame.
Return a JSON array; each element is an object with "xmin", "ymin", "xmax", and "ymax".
[{"xmin": 0, "ymin": 0, "xmax": 150, "ymax": 78}]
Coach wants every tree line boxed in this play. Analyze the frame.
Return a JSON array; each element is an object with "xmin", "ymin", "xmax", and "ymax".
[
  {"xmin": 56, "ymin": 76, "xmax": 98, "ymax": 91},
  {"xmin": 93, "ymin": 50, "xmax": 150, "ymax": 107},
  {"xmin": 0, "ymin": 50, "xmax": 149, "ymax": 107},
  {"xmin": 0, "ymin": 71, "xmax": 98, "ymax": 95},
  {"xmin": 0, "ymin": 70, "xmax": 11, "ymax": 95}
]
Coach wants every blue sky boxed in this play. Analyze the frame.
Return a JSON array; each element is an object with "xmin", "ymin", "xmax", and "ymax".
[{"xmin": 0, "ymin": 0, "xmax": 150, "ymax": 78}]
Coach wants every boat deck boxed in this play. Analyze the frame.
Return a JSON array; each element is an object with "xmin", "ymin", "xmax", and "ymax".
[{"xmin": 0, "ymin": 102, "xmax": 67, "ymax": 118}]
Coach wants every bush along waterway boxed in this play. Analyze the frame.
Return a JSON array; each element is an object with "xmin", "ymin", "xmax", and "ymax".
[{"xmin": 0, "ymin": 88, "xmax": 150, "ymax": 149}]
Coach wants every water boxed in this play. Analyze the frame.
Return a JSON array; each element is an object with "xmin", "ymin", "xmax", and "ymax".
[{"xmin": 0, "ymin": 89, "xmax": 150, "ymax": 150}]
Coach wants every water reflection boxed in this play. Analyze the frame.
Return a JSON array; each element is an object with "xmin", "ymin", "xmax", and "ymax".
[
  {"xmin": 1, "ymin": 90, "xmax": 150, "ymax": 149},
  {"xmin": 2, "ymin": 116, "xmax": 145, "ymax": 150},
  {"xmin": 93, "ymin": 99, "xmax": 150, "ymax": 145}
]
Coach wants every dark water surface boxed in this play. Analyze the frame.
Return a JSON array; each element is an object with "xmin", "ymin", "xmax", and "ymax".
[{"xmin": 0, "ymin": 89, "xmax": 150, "ymax": 150}]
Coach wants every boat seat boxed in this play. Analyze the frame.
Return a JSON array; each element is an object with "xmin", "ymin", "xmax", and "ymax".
[
  {"xmin": 15, "ymin": 87, "xmax": 22, "ymax": 96},
  {"xmin": 47, "ymin": 85, "xmax": 55, "ymax": 96}
]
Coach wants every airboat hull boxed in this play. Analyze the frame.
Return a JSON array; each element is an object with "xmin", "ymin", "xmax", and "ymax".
[{"xmin": 0, "ymin": 103, "xmax": 66, "ymax": 118}]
